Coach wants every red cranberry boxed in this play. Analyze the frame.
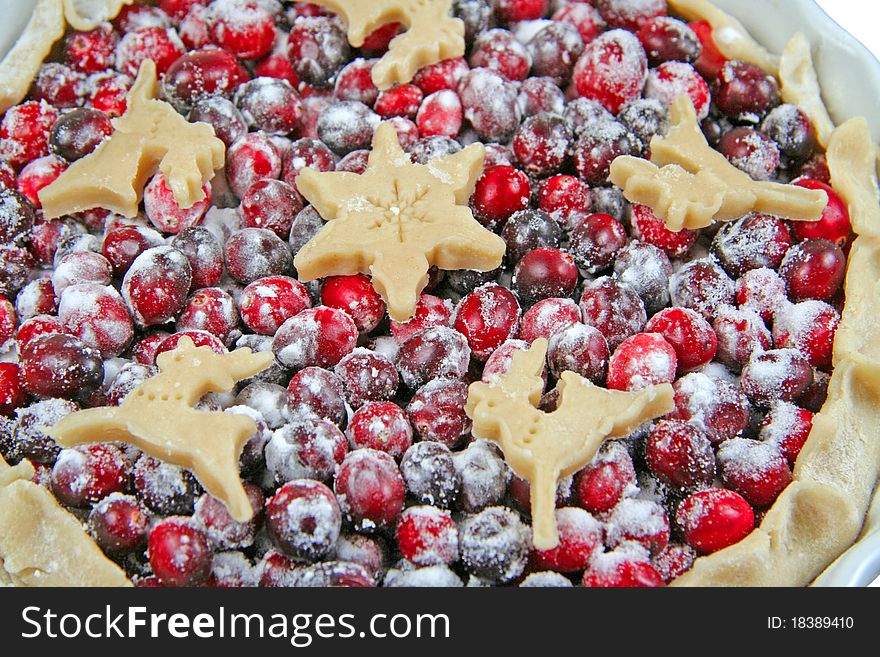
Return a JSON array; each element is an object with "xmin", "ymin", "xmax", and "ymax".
[
  {"xmin": 579, "ymin": 276, "xmax": 647, "ymax": 351},
  {"xmin": 16, "ymin": 155, "xmax": 66, "ymax": 207},
  {"xmin": 0, "ymin": 363, "xmax": 27, "ymax": 417},
  {"xmin": 645, "ymin": 61, "xmax": 710, "ymax": 119},
  {"xmin": 266, "ymin": 479, "xmax": 341, "ymax": 560},
  {"xmin": 16, "ymin": 314, "xmax": 66, "ymax": 352},
  {"xmin": 514, "ymin": 113, "xmax": 573, "ymax": 178},
  {"xmin": 49, "ymin": 108, "xmax": 113, "ymax": 162},
  {"xmin": 494, "ymin": 0, "xmax": 548, "ymax": 23},
  {"xmin": 143, "ymin": 173, "xmax": 210, "ymax": 234},
  {"xmin": 273, "ymin": 307, "xmax": 358, "ymax": 369},
  {"xmin": 225, "ymin": 132, "xmax": 282, "ymax": 198},
  {"xmin": 51, "ymin": 444, "xmax": 128, "ymax": 507},
  {"xmin": 669, "ymin": 372, "xmax": 750, "ymax": 445},
  {"xmin": 321, "ymin": 274, "xmax": 386, "ymax": 333},
  {"xmin": 160, "ymin": 0, "xmax": 210, "ymax": 20},
  {"xmin": 0, "ymin": 189, "xmax": 34, "ymax": 248},
  {"xmin": 240, "ymin": 180, "xmax": 302, "ymax": 240},
  {"xmin": 689, "ymin": 19, "xmax": 727, "ymax": 78},
  {"xmin": 171, "ymin": 226, "xmax": 224, "ymax": 288},
  {"xmin": 240, "ymin": 275, "xmax": 311, "ymax": 335},
  {"xmin": 396, "ymin": 325, "xmax": 471, "ymax": 389},
  {"xmin": 717, "ymin": 438, "xmax": 792, "ymax": 507},
  {"xmin": 518, "ymin": 76, "xmax": 566, "ymax": 117},
  {"xmin": 288, "ymin": 16, "xmax": 351, "ymax": 87},
  {"xmin": 266, "ymin": 419, "xmax": 348, "ymax": 484},
  {"xmin": 412, "ymin": 56, "xmax": 468, "ymax": 95},
  {"xmin": 208, "ymin": 0, "xmax": 276, "ymax": 60},
  {"xmin": 741, "ymin": 348, "xmax": 814, "ymax": 405},
  {"xmin": 712, "ymin": 305, "xmax": 771, "ymax": 370},
  {"xmin": 470, "ymin": 28, "xmax": 531, "ymax": 82},
  {"xmin": 162, "ymin": 48, "xmax": 249, "ymax": 112},
  {"xmin": 547, "ymin": 323, "xmax": 609, "ymax": 383},
  {"xmin": 101, "ymin": 223, "xmax": 163, "ymax": 276},
  {"xmin": 471, "ymin": 165, "xmax": 530, "ymax": 228},
  {"xmin": 711, "ymin": 214, "xmax": 792, "ymax": 278},
  {"xmin": 64, "ymin": 24, "xmax": 119, "ymax": 74},
  {"xmin": 607, "ymin": 332, "xmax": 677, "ymax": 392},
  {"xmin": 676, "ymin": 488, "xmax": 755, "ymax": 554},
  {"xmin": 115, "ymin": 26, "xmax": 184, "ymax": 78},
  {"xmin": 481, "ymin": 339, "xmax": 534, "ymax": 383},
  {"xmin": 582, "ymin": 552, "xmax": 664, "ymax": 587},
  {"xmin": 194, "ymin": 484, "xmax": 263, "ymax": 550},
  {"xmin": 573, "ymin": 30, "xmax": 647, "ymax": 114},
  {"xmin": 52, "ymin": 250, "xmax": 112, "ymax": 294},
  {"xmin": 335, "ymin": 448, "xmax": 406, "ymax": 530},
  {"xmin": 176, "ymin": 287, "xmax": 239, "ymax": 344},
  {"xmin": 334, "ymin": 349, "xmax": 399, "ymax": 408},
  {"xmin": 374, "ymin": 83, "xmax": 424, "ymax": 119},
  {"xmin": 416, "ymin": 90, "xmax": 463, "ymax": 138},
  {"xmin": 281, "ymin": 138, "xmax": 337, "ymax": 190},
  {"xmin": 574, "ymin": 442, "xmax": 636, "ymax": 514},
  {"xmin": 713, "ymin": 60, "xmax": 780, "ymax": 121},
  {"xmin": 0, "ymin": 100, "xmax": 58, "ymax": 169},
  {"xmin": 631, "ymin": 203, "xmax": 697, "ymax": 259},
  {"xmin": 235, "ymin": 77, "xmax": 303, "ymax": 133},
  {"xmin": 86, "ymin": 71, "xmax": 131, "ymax": 116},
  {"xmin": 58, "ymin": 283, "xmax": 134, "ymax": 357},
  {"xmin": 149, "ymin": 517, "xmax": 213, "ymax": 586},
  {"xmin": 334, "ymin": 58, "xmax": 379, "ymax": 105},
  {"xmin": 458, "ymin": 67, "xmax": 521, "ymax": 142},
  {"xmin": 29, "ymin": 63, "xmax": 84, "ymax": 109},
  {"xmin": 606, "ymin": 498, "xmax": 670, "ymax": 555},
  {"xmin": 390, "ymin": 294, "xmax": 452, "ymax": 343},
  {"xmin": 719, "ymin": 127, "xmax": 780, "ymax": 180},
  {"xmin": 651, "ymin": 542, "xmax": 697, "ymax": 583},
  {"xmin": 14, "ymin": 279, "xmax": 57, "ymax": 322},
  {"xmin": 224, "ymin": 227, "xmax": 293, "ymax": 284},
  {"xmin": 347, "ymin": 401, "xmax": 413, "ymax": 461},
  {"xmin": 254, "ymin": 52, "xmax": 301, "ymax": 88},
  {"xmin": 454, "ymin": 284, "xmax": 520, "ymax": 361},
  {"xmin": 122, "ymin": 246, "xmax": 192, "ymax": 326},
  {"xmin": 736, "ymin": 267, "xmax": 788, "ymax": 323},
  {"xmin": 155, "ymin": 330, "xmax": 227, "ymax": 358},
  {"xmin": 645, "ymin": 307, "xmax": 717, "ymax": 373},
  {"xmin": 406, "ymin": 379, "xmax": 470, "ymax": 449},
  {"xmin": 759, "ymin": 401, "xmax": 813, "ymax": 465},
  {"xmin": 514, "ymin": 248, "xmax": 579, "ymax": 304},
  {"xmin": 772, "ymin": 300, "xmax": 840, "ymax": 368},
  {"xmin": 89, "ymin": 494, "xmax": 149, "ymax": 553},
  {"xmin": 597, "ymin": 0, "xmax": 665, "ymax": 30},
  {"xmin": 397, "ymin": 506, "xmax": 459, "ymax": 567},
  {"xmin": 638, "ymin": 16, "xmax": 701, "ymax": 66},
  {"xmin": 538, "ymin": 174, "xmax": 591, "ymax": 226},
  {"xmin": 20, "ymin": 333, "xmax": 103, "ymax": 400},
  {"xmin": 286, "ymin": 366, "xmax": 347, "ymax": 426},
  {"xmin": 129, "ymin": 331, "xmax": 171, "ymax": 366},
  {"xmin": 669, "ymin": 258, "xmax": 735, "ymax": 321},
  {"xmin": 779, "ymin": 239, "xmax": 845, "ymax": 302},
  {"xmin": 646, "ymin": 420, "xmax": 715, "ymax": 489},
  {"xmin": 531, "ymin": 507, "xmax": 603, "ymax": 573},
  {"xmin": 790, "ymin": 179, "xmax": 851, "ymax": 246}
]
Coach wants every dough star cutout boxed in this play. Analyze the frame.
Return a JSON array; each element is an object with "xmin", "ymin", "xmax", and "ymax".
[
  {"xmin": 47, "ymin": 337, "xmax": 274, "ymax": 523},
  {"xmin": 466, "ymin": 339, "xmax": 675, "ymax": 550},
  {"xmin": 309, "ymin": 0, "xmax": 466, "ymax": 89},
  {"xmin": 294, "ymin": 122, "xmax": 506, "ymax": 322}
]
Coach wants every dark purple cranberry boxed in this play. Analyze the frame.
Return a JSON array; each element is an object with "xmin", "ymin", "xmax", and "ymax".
[
  {"xmin": 89, "ymin": 493, "xmax": 149, "ymax": 553},
  {"xmin": 134, "ymin": 453, "xmax": 202, "ymax": 516},
  {"xmin": 13, "ymin": 398, "xmax": 79, "ymax": 464},
  {"xmin": 613, "ymin": 240, "xmax": 672, "ymax": 313},
  {"xmin": 459, "ymin": 506, "xmax": 529, "ymax": 582},
  {"xmin": 282, "ymin": 138, "xmax": 337, "ymax": 191},
  {"xmin": 400, "ymin": 440, "xmax": 461, "ymax": 508},
  {"xmin": 514, "ymin": 248, "xmax": 579, "ymax": 303},
  {"xmin": 162, "ymin": 48, "xmax": 249, "ymax": 112},
  {"xmin": 529, "ymin": 22, "xmax": 584, "ymax": 85},
  {"xmin": 19, "ymin": 333, "xmax": 103, "ymax": 400},
  {"xmin": 171, "ymin": 226, "xmax": 224, "ymax": 289},
  {"xmin": 266, "ymin": 479, "xmax": 341, "ymax": 560},
  {"xmin": 568, "ymin": 213, "xmax": 628, "ymax": 272},
  {"xmin": 719, "ymin": 127, "xmax": 780, "ymax": 181},
  {"xmin": 579, "ymin": 276, "xmax": 647, "ymax": 350},
  {"xmin": 573, "ymin": 120, "xmax": 635, "ymax": 185},
  {"xmin": 741, "ymin": 349, "xmax": 814, "ymax": 406},
  {"xmin": 48, "ymin": 108, "xmax": 113, "ymax": 162},
  {"xmin": 761, "ymin": 104, "xmax": 817, "ymax": 163},
  {"xmin": 0, "ymin": 245, "xmax": 34, "ymax": 297},
  {"xmin": 334, "ymin": 349, "xmax": 399, "ymax": 408},
  {"xmin": 512, "ymin": 112, "xmax": 572, "ymax": 176},
  {"xmin": 408, "ymin": 135, "xmax": 462, "ymax": 164},
  {"xmin": 188, "ymin": 96, "xmax": 247, "ymax": 148},
  {"xmin": 564, "ymin": 97, "xmax": 614, "ymax": 137},
  {"xmin": 711, "ymin": 213, "xmax": 792, "ymax": 277},
  {"xmin": 669, "ymin": 259, "xmax": 735, "ymax": 321},
  {"xmin": 289, "ymin": 205, "xmax": 326, "ymax": 258},
  {"xmin": 637, "ymin": 16, "xmax": 701, "ymax": 66},
  {"xmin": 713, "ymin": 60, "xmax": 781, "ymax": 122},
  {"xmin": 501, "ymin": 208, "xmax": 562, "ymax": 263},
  {"xmin": 0, "ymin": 189, "xmax": 35, "ymax": 246},
  {"xmin": 452, "ymin": 0, "xmax": 493, "ymax": 43},
  {"xmin": 396, "ymin": 326, "xmax": 471, "ymax": 389},
  {"xmin": 316, "ymin": 100, "xmax": 380, "ymax": 155},
  {"xmin": 617, "ymin": 98, "xmax": 668, "ymax": 156},
  {"xmin": 224, "ymin": 228, "xmax": 293, "ymax": 284},
  {"xmin": 444, "ymin": 268, "xmax": 499, "ymax": 295},
  {"xmin": 288, "ymin": 16, "xmax": 351, "ymax": 88}
]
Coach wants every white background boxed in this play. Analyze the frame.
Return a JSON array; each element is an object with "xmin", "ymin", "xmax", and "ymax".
[{"xmin": 815, "ymin": 0, "xmax": 880, "ymax": 60}]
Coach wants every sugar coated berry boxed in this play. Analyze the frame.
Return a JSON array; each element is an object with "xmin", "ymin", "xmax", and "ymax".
[
  {"xmin": 453, "ymin": 284, "xmax": 520, "ymax": 361},
  {"xmin": 396, "ymin": 506, "xmax": 459, "ymax": 567},
  {"xmin": 49, "ymin": 108, "xmax": 114, "ymax": 162},
  {"xmin": 717, "ymin": 438, "xmax": 792, "ymax": 507},
  {"xmin": 637, "ymin": 16, "xmax": 701, "ymax": 67},
  {"xmin": 317, "ymin": 101, "xmax": 380, "ymax": 155},
  {"xmin": 790, "ymin": 179, "xmax": 851, "ymax": 246},
  {"xmin": 713, "ymin": 60, "xmax": 780, "ymax": 121},
  {"xmin": 459, "ymin": 506, "xmax": 530, "ymax": 582},
  {"xmin": 189, "ymin": 96, "xmax": 247, "ymax": 148},
  {"xmin": 582, "ymin": 550, "xmax": 664, "ymax": 587},
  {"xmin": 172, "ymin": 227, "xmax": 224, "ymax": 289},
  {"xmin": 772, "ymin": 300, "xmax": 839, "ymax": 368},
  {"xmin": 547, "ymin": 323, "xmax": 610, "ymax": 384},
  {"xmin": 406, "ymin": 379, "xmax": 470, "ymax": 449},
  {"xmin": 676, "ymin": 488, "xmax": 754, "ymax": 554},
  {"xmin": 122, "ymin": 246, "xmax": 193, "ymax": 327},
  {"xmin": 759, "ymin": 401, "xmax": 814, "ymax": 465},
  {"xmin": 574, "ymin": 442, "xmax": 636, "ymax": 514},
  {"xmin": 235, "ymin": 77, "xmax": 303, "ymax": 134},
  {"xmin": 741, "ymin": 348, "xmax": 813, "ymax": 406},
  {"xmin": 208, "ymin": 0, "xmax": 277, "ymax": 60},
  {"xmin": 176, "ymin": 287, "xmax": 239, "ymax": 344},
  {"xmin": 669, "ymin": 258, "xmax": 735, "ymax": 321},
  {"xmin": 89, "ymin": 494, "xmax": 149, "ymax": 554},
  {"xmin": 347, "ymin": 401, "xmax": 413, "ymax": 461},
  {"xmin": 286, "ymin": 366, "xmax": 347, "ymax": 426},
  {"xmin": 321, "ymin": 274, "xmax": 386, "ymax": 333},
  {"xmin": 645, "ymin": 307, "xmax": 717, "ymax": 373},
  {"xmin": 580, "ymin": 276, "xmax": 647, "ymax": 351},
  {"xmin": 239, "ymin": 276, "xmax": 311, "ymax": 336},
  {"xmin": 144, "ymin": 172, "xmax": 211, "ymax": 234},
  {"xmin": 148, "ymin": 517, "xmax": 213, "ymax": 587},
  {"xmin": 396, "ymin": 325, "xmax": 471, "ymax": 389},
  {"xmin": 102, "ymin": 223, "xmax": 164, "ymax": 276},
  {"xmin": 266, "ymin": 479, "xmax": 341, "ymax": 561},
  {"xmin": 288, "ymin": 16, "xmax": 351, "ymax": 88},
  {"xmin": 779, "ymin": 239, "xmax": 846, "ymax": 303},
  {"xmin": 335, "ymin": 448, "xmax": 405, "ymax": 530},
  {"xmin": 115, "ymin": 27, "xmax": 184, "ymax": 78},
  {"xmin": 390, "ymin": 294, "xmax": 452, "ymax": 343},
  {"xmin": 162, "ymin": 48, "xmax": 249, "ymax": 112},
  {"xmin": 224, "ymin": 228, "xmax": 293, "ymax": 284},
  {"xmin": 573, "ymin": 30, "xmax": 648, "ymax": 114},
  {"xmin": 58, "ymin": 283, "xmax": 134, "ymax": 357},
  {"xmin": 266, "ymin": 419, "xmax": 348, "ymax": 484},
  {"xmin": 225, "ymin": 132, "xmax": 282, "ymax": 198},
  {"xmin": 458, "ymin": 67, "xmax": 521, "ymax": 143},
  {"xmin": 607, "ymin": 332, "xmax": 677, "ymax": 392},
  {"xmin": 631, "ymin": 203, "xmax": 697, "ymax": 259},
  {"xmin": 273, "ymin": 307, "xmax": 358, "ymax": 370},
  {"xmin": 646, "ymin": 419, "xmax": 716, "ymax": 489},
  {"xmin": 0, "ymin": 100, "xmax": 59, "ymax": 169},
  {"xmin": 335, "ymin": 348, "xmax": 399, "ymax": 408},
  {"xmin": 568, "ymin": 213, "xmax": 628, "ymax": 273},
  {"xmin": 538, "ymin": 174, "xmax": 591, "ymax": 226},
  {"xmin": 531, "ymin": 507, "xmax": 603, "ymax": 573},
  {"xmin": 20, "ymin": 333, "xmax": 104, "ymax": 400},
  {"xmin": 241, "ymin": 179, "xmax": 302, "ymax": 240}
]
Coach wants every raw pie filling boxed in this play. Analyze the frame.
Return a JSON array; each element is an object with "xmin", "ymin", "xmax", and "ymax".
[{"xmin": 0, "ymin": 0, "xmax": 877, "ymax": 587}]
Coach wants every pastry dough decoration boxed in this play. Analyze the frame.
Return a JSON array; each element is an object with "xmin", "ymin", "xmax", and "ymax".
[
  {"xmin": 609, "ymin": 95, "xmax": 828, "ymax": 231},
  {"xmin": 47, "ymin": 337, "xmax": 274, "ymax": 523},
  {"xmin": 64, "ymin": 0, "xmax": 135, "ymax": 31},
  {"xmin": 39, "ymin": 59, "xmax": 226, "ymax": 219},
  {"xmin": 294, "ymin": 121, "xmax": 505, "ymax": 322},
  {"xmin": 668, "ymin": 0, "xmax": 780, "ymax": 75},
  {"xmin": 465, "ymin": 339, "xmax": 674, "ymax": 550},
  {"xmin": 0, "ymin": 454, "xmax": 132, "ymax": 587},
  {"xmin": 309, "ymin": 0, "xmax": 465, "ymax": 89},
  {"xmin": 0, "ymin": 0, "xmax": 66, "ymax": 113},
  {"xmin": 779, "ymin": 33, "xmax": 836, "ymax": 148},
  {"xmin": 674, "ymin": 118, "xmax": 880, "ymax": 587}
]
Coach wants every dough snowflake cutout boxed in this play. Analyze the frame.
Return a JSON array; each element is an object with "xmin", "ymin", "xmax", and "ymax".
[
  {"xmin": 309, "ymin": 0, "xmax": 466, "ymax": 89},
  {"xmin": 294, "ymin": 121, "xmax": 506, "ymax": 322}
]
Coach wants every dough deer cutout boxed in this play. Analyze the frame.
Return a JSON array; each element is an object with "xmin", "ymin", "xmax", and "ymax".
[
  {"xmin": 48, "ymin": 337, "xmax": 273, "ymax": 522},
  {"xmin": 609, "ymin": 95, "xmax": 828, "ymax": 231},
  {"xmin": 39, "ymin": 59, "xmax": 225, "ymax": 219},
  {"xmin": 466, "ymin": 339, "xmax": 674, "ymax": 550}
]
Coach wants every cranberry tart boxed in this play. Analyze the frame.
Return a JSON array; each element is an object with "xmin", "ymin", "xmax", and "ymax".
[{"xmin": 0, "ymin": 0, "xmax": 879, "ymax": 588}]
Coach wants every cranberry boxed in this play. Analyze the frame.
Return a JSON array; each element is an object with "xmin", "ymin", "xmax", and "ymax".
[
  {"xmin": 798, "ymin": 154, "xmax": 831, "ymax": 184},
  {"xmin": 568, "ymin": 213, "xmax": 628, "ymax": 273},
  {"xmin": 20, "ymin": 333, "xmax": 103, "ymax": 400},
  {"xmin": 58, "ymin": 283, "xmax": 134, "ymax": 357},
  {"xmin": 64, "ymin": 24, "xmax": 119, "ymax": 74},
  {"xmin": 573, "ymin": 120, "xmax": 635, "ymax": 186},
  {"xmin": 458, "ymin": 67, "xmax": 521, "ymax": 142},
  {"xmin": 613, "ymin": 241, "xmax": 672, "ymax": 314},
  {"xmin": 317, "ymin": 100, "xmax": 381, "ymax": 155},
  {"xmin": 471, "ymin": 165, "xmax": 530, "ymax": 228},
  {"xmin": 669, "ymin": 372, "xmax": 750, "ymax": 444},
  {"xmin": 396, "ymin": 330, "xmax": 468, "ymax": 389},
  {"xmin": 0, "ymin": 189, "xmax": 35, "ymax": 247},
  {"xmin": 149, "ymin": 517, "xmax": 213, "ymax": 586},
  {"xmin": 405, "ymin": 380, "xmax": 469, "ymax": 449},
  {"xmin": 790, "ymin": 179, "xmax": 851, "ymax": 246},
  {"xmin": 239, "ymin": 275, "xmax": 311, "ymax": 335},
  {"xmin": 101, "ymin": 223, "xmax": 163, "ymax": 275},
  {"xmin": 0, "ymin": 245, "xmax": 33, "ymax": 298},
  {"xmin": 779, "ymin": 239, "xmax": 845, "ymax": 302},
  {"xmin": 188, "ymin": 96, "xmax": 247, "ymax": 148},
  {"xmin": 607, "ymin": 332, "xmax": 677, "ymax": 392},
  {"xmin": 372, "ymin": 84, "xmax": 422, "ymax": 120},
  {"xmin": 16, "ymin": 314, "xmax": 66, "ymax": 352},
  {"xmin": 582, "ymin": 551, "xmax": 664, "ymax": 587},
  {"xmin": 712, "ymin": 305, "xmax": 771, "ymax": 371},
  {"xmin": 736, "ymin": 267, "xmax": 787, "ymax": 323},
  {"xmin": 254, "ymin": 52, "xmax": 301, "ymax": 88},
  {"xmin": 396, "ymin": 506, "xmax": 459, "ymax": 567},
  {"xmin": 759, "ymin": 401, "xmax": 813, "ymax": 465},
  {"xmin": 453, "ymin": 439, "xmax": 510, "ymax": 513},
  {"xmin": 519, "ymin": 297, "xmax": 580, "ymax": 344},
  {"xmin": 0, "ymin": 363, "xmax": 26, "ymax": 417},
  {"xmin": 502, "ymin": 209, "xmax": 562, "ymax": 265},
  {"xmin": 719, "ymin": 126, "xmax": 780, "ymax": 180},
  {"xmin": 273, "ymin": 306, "xmax": 358, "ymax": 369},
  {"xmin": 618, "ymin": 99, "xmax": 668, "ymax": 156},
  {"xmin": 160, "ymin": 0, "xmax": 209, "ymax": 20},
  {"xmin": 321, "ymin": 274, "xmax": 386, "ymax": 333},
  {"xmin": 573, "ymin": 29, "xmax": 647, "ymax": 114},
  {"xmin": 51, "ymin": 444, "xmax": 128, "ymax": 507},
  {"xmin": 143, "ymin": 173, "xmax": 210, "ymax": 235},
  {"xmin": 335, "ymin": 448, "xmax": 405, "ymax": 530},
  {"xmin": 606, "ymin": 498, "xmax": 670, "ymax": 556},
  {"xmin": 532, "ymin": 507, "xmax": 603, "ymax": 573},
  {"xmin": 717, "ymin": 438, "xmax": 792, "ymax": 507},
  {"xmin": 224, "ymin": 228, "xmax": 293, "ymax": 284},
  {"xmin": 711, "ymin": 213, "xmax": 792, "ymax": 278},
  {"xmin": 13, "ymin": 398, "xmax": 79, "ymax": 464},
  {"xmin": 89, "ymin": 494, "xmax": 149, "ymax": 553},
  {"xmin": 481, "ymin": 339, "xmax": 533, "ymax": 383},
  {"xmin": 513, "ymin": 248, "xmax": 578, "ymax": 304},
  {"xmin": 162, "ymin": 48, "xmax": 249, "ymax": 112},
  {"xmin": 511, "ymin": 113, "xmax": 571, "ymax": 177},
  {"xmin": 171, "ymin": 227, "xmax": 224, "ymax": 288},
  {"xmin": 176, "ymin": 287, "xmax": 238, "ymax": 344},
  {"xmin": 547, "ymin": 323, "xmax": 610, "ymax": 384},
  {"xmin": 762, "ymin": 104, "xmax": 816, "ymax": 162},
  {"xmin": 459, "ymin": 506, "xmax": 529, "ymax": 582},
  {"xmin": 15, "ymin": 279, "xmax": 57, "ymax": 322},
  {"xmin": 638, "ymin": 16, "xmax": 701, "ymax": 66},
  {"xmin": 528, "ymin": 22, "xmax": 584, "ymax": 85},
  {"xmin": 282, "ymin": 138, "xmax": 337, "ymax": 190},
  {"xmin": 288, "ymin": 16, "xmax": 351, "ymax": 87},
  {"xmin": 772, "ymin": 300, "xmax": 840, "ymax": 368},
  {"xmin": 48, "ymin": 108, "xmax": 113, "ymax": 163},
  {"xmin": 518, "ymin": 76, "xmax": 566, "ymax": 117},
  {"xmin": 234, "ymin": 77, "xmax": 303, "ymax": 133},
  {"xmin": 494, "ymin": 0, "xmax": 547, "ymax": 23},
  {"xmin": 713, "ymin": 60, "xmax": 780, "ymax": 121},
  {"xmin": 670, "ymin": 258, "xmax": 735, "ymax": 321},
  {"xmin": 469, "ymin": 29, "xmax": 531, "ymax": 82},
  {"xmin": 206, "ymin": 0, "xmax": 276, "ymax": 60},
  {"xmin": 30, "ymin": 63, "xmax": 84, "ymax": 109},
  {"xmin": 390, "ymin": 294, "xmax": 452, "ymax": 343},
  {"xmin": 741, "ymin": 348, "xmax": 814, "ymax": 405},
  {"xmin": 347, "ymin": 401, "xmax": 413, "ymax": 461},
  {"xmin": 676, "ymin": 488, "xmax": 755, "ymax": 554},
  {"xmin": 156, "ymin": 330, "xmax": 227, "ymax": 358},
  {"xmin": 115, "ymin": 26, "xmax": 184, "ymax": 78},
  {"xmin": 225, "ymin": 132, "xmax": 282, "ymax": 198},
  {"xmin": 265, "ymin": 479, "xmax": 342, "ymax": 560},
  {"xmin": 400, "ymin": 441, "xmax": 460, "ymax": 508},
  {"xmin": 645, "ymin": 419, "xmax": 715, "ymax": 489},
  {"xmin": 538, "ymin": 174, "xmax": 591, "ymax": 226},
  {"xmin": 15, "ymin": 155, "xmax": 66, "ymax": 207},
  {"xmin": 333, "ymin": 349, "xmax": 398, "ymax": 408},
  {"xmin": 579, "ymin": 276, "xmax": 647, "ymax": 351},
  {"xmin": 574, "ymin": 442, "xmax": 636, "ymax": 514},
  {"xmin": 86, "ymin": 71, "xmax": 131, "ymax": 116},
  {"xmin": 286, "ymin": 366, "xmax": 347, "ymax": 426},
  {"xmin": 454, "ymin": 284, "xmax": 521, "ymax": 361},
  {"xmin": 122, "ymin": 246, "xmax": 192, "ymax": 326},
  {"xmin": 631, "ymin": 203, "xmax": 697, "ymax": 259},
  {"xmin": 0, "ymin": 100, "xmax": 58, "ymax": 169},
  {"xmin": 645, "ymin": 307, "xmax": 717, "ymax": 373},
  {"xmin": 194, "ymin": 484, "xmax": 263, "ymax": 550},
  {"xmin": 414, "ymin": 90, "xmax": 462, "ymax": 139},
  {"xmin": 266, "ymin": 419, "xmax": 345, "ymax": 484},
  {"xmin": 334, "ymin": 58, "xmax": 379, "ymax": 105},
  {"xmin": 645, "ymin": 61, "xmax": 710, "ymax": 120}
]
